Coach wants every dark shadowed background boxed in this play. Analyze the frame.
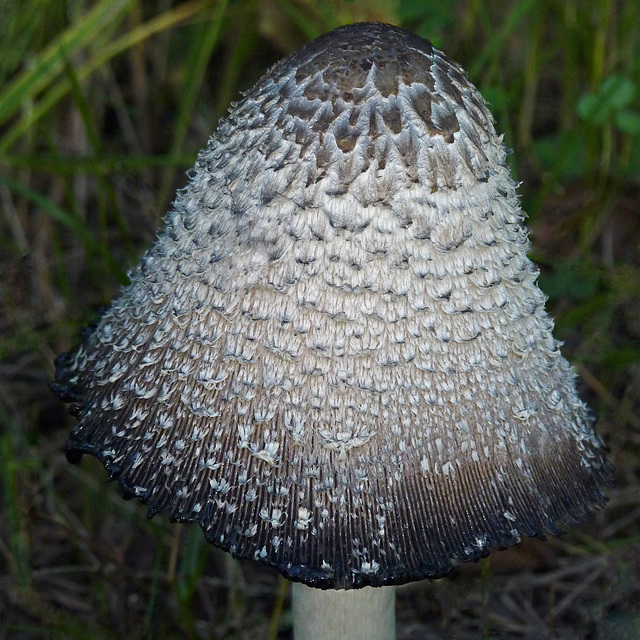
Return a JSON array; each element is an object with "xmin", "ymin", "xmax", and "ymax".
[{"xmin": 1, "ymin": 1, "xmax": 639, "ymax": 638}]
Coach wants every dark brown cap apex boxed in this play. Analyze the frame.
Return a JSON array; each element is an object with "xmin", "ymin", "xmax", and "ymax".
[
  {"xmin": 291, "ymin": 23, "xmax": 437, "ymax": 97},
  {"xmin": 54, "ymin": 22, "xmax": 613, "ymax": 589}
]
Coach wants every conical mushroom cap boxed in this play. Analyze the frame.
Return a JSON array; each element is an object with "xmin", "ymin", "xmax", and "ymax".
[{"xmin": 54, "ymin": 22, "xmax": 613, "ymax": 589}]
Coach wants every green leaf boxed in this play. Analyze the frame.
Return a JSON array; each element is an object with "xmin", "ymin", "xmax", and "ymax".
[
  {"xmin": 577, "ymin": 74, "xmax": 638, "ymax": 126},
  {"xmin": 616, "ymin": 110, "xmax": 640, "ymax": 135},
  {"xmin": 601, "ymin": 75, "xmax": 637, "ymax": 110},
  {"xmin": 577, "ymin": 94, "xmax": 602, "ymax": 123}
]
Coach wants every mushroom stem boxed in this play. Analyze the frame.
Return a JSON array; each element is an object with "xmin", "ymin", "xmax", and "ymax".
[{"xmin": 292, "ymin": 583, "xmax": 396, "ymax": 640}]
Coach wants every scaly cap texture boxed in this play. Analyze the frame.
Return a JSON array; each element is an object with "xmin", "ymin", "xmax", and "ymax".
[{"xmin": 54, "ymin": 22, "xmax": 613, "ymax": 589}]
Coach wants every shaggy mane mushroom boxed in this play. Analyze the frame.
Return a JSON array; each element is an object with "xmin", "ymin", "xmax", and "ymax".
[{"xmin": 53, "ymin": 22, "xmax": 613, "ymax": 640}]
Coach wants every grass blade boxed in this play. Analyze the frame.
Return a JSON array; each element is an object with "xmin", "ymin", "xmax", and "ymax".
[
  {"xmin": 157, "ymin": 0, "xmax": 230, "ymax": 210},
  {"xmin": 0, "ymin": 172, "xmax": 126, "ymax": 281},
  {"xmin": 0, "ymin": 0, "xmax": 212, "ymax": 152},
  {"xmin": 0, "ymin": 427, "xmax": 30, "ymax": 588},
  {"xmin": 0, "ymin": 0, "xmax": 135, "ymax": 126}
]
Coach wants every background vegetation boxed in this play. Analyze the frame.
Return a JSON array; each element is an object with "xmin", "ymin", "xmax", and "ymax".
[{"xmin": 1, "ymin": 0, "xmax": 639, "ymax": 638}]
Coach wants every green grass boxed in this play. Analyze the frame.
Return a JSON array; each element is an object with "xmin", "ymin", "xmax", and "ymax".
[{"xmin": 1, "ymin": 1, "xmax": 638, "ymax": 638}]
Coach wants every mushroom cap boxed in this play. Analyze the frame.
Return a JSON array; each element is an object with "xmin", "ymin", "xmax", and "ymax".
[{"xmin": 54, "ymin": 22, "xmax": 613, "ymax": 589}]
